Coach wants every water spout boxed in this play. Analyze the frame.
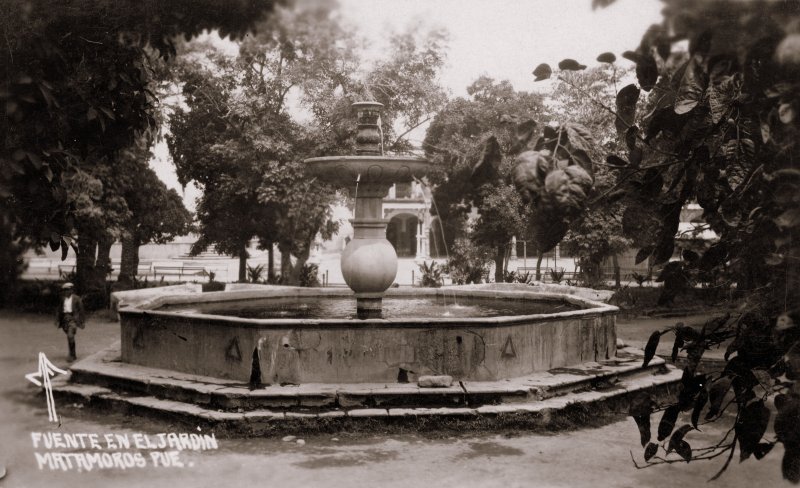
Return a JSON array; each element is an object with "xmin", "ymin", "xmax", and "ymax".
[{"xmin": 416, "ymin": 176, "xmax": 459, "ymax": 308}]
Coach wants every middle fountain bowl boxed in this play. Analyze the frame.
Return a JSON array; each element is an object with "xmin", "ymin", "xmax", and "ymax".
[{"xmin": 304, "ymin": 101, "xmax": 434, "ymax": 319}]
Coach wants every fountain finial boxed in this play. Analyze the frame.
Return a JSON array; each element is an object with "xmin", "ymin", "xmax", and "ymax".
[{"xmin": 352, "ymin": 100, "xmax": 384, "ymax": 156}]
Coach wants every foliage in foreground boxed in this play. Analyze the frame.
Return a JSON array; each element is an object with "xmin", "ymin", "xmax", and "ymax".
[{"xmin": 533, "ymin": 0, "xmax": 800, "ymax": 481}]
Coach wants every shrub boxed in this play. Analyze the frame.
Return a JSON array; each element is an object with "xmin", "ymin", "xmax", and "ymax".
[
  {"xmin": 549, "ymin": 267, "xmax": 565, "ymax": 284},
  {"xmin": 418, "ymin": 261, "xmax": 443, "ymax": 288},
  {"xmin": 246, "ymin": 264, "xmax": 265, "ymax": 283},
  {"xmin": 446, "ymin": 238, "xmax": 492, "ymax": 285},
  {"xmin": 630, "ymin": 271, "xmax": 650, "ymax": 287},
  {"xmin": 202, "ymin": 281, "xmax": 226, "ymax": 292},
  {"xmin": 300, "ymin": 263, "xmax": 320, "ymax": 287},
  {"xmin": 503, "ymin": 270, "xmax": 534, "ymax": 284}
]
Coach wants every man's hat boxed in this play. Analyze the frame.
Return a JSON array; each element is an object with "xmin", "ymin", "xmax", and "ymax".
[{"xmin": 61, "ymin": 282, "xmax": 74, "ymax": 290}]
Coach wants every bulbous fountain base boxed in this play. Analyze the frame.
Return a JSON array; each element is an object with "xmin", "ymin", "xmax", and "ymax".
[{"xmin": 341, "ymin": 237, "xmax": 398, "ymax": 319}]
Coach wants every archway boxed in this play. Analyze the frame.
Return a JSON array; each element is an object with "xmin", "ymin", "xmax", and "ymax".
[{"xmin": 386, "ymin": 213, "xmax": 418, "ymax": 257}]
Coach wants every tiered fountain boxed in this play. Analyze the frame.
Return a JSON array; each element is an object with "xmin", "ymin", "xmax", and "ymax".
[
  {"xmin": 305, "ymin": 101, "xmax": 433, "ymax": 318},
  {"xmin": 52, "ymin": 101, "xmax": 680, "ymax": 434}
]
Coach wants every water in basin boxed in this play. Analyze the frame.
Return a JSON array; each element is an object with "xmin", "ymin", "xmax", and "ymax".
[{"xmin": 158, "ymin": 296, "xmax": 582, "ymax": 320}]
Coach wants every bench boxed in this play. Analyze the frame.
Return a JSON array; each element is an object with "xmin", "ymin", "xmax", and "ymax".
[
  {"xmin": 515, "ymin": 267, "xmax": 579, "ymax": 283},
  {"xmin": 152, "ymin": 265, "xmax": 207, "ymax": 280}
]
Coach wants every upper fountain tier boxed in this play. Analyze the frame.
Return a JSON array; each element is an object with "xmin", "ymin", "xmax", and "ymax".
[
  {"xmin": 304, "ymin": 155, "xmax": 433, "ymax": 187},
  {"xmin": 305, "ymin": 100, "xmax": 433, "ymax": 187}
]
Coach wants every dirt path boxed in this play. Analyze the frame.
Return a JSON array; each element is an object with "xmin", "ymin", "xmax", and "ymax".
[{"xmin": 0, "ymin": 311, "xmax": 787, "ymax": 488}]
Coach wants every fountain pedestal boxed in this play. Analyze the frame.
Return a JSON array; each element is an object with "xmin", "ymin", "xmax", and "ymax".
[{"xmin": 341, "ymin": 182, "xmax": 396, "ymax": 318}]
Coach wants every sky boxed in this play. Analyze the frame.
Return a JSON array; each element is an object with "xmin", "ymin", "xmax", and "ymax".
[
  {"xmin": 150, "ymin": 0, "xmax": 665, "ymax": 210},
  {"xmin": 337, "ymin": 0, "xmax": 663, "ymax": 97}
]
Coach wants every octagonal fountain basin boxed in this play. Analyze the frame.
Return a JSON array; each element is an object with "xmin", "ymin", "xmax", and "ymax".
[{"xmin": 118, "ymin": 285, "xmax": 618, "ymax": 384}]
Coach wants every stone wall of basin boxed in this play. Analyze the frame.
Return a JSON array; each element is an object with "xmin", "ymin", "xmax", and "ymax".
[{"xmin": 119, "ymin": 286, "xmax": 617, "ymax": 384}]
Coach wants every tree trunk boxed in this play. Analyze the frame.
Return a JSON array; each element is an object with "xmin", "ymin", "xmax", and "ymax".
[
  {"xmin": 267, "ymin": 244, "xmax": 276, "ymax": 282},
  {"xmin": 74, "ymin": 235, "xmax": 97, "ymax": 293},
  {"xmin": 119, "ymin": 233, "xmax": 141, "ymax": 284},
  {"xmin": 280, "ymin": 244, "xmax": 292, "ymax": 283},
  {"xmin": 290, "ymin": 245, "xmax": 311, "ymax": 286},
  {"xmin": 238, "ymin": 242, "xmax": 248, "ymax": 282},
  {"xmin": 494, "ymin": 245, "xmax": 505, "ymax": 283},
  {"xmin": 96, "ymin": 234, "xmax": 113, "ymax": 278},
  {"xmin": 612, "ymin": 253, "xmax": 621, "ymax": 288},
  {"xmin": 535, "ymin": 252, "xmax": 544, "ymax": 281}
]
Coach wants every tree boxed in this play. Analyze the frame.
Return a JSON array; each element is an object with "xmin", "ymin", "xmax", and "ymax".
[
  {"xmin": 168, "ymin": 51, "xmax": 292, "ymax": 282},
  {"xmin": 169, "ymin": 4, "xmax": 348, "ymax": 283},
  {"xmin": 170, "ymin": 5, "xmax": 450, "ymax": 283},
  {"xmin": 1, "ymin": 0, "xmax": 281, "ymax": 293},
  {"xmin": 551, "ymin": 66, "xmax": 632, "ymax": 285},
  {"xmin": 534, "ymin": 0, "xmax": 800, "ymax": 481},
  {"xmin": 424, "ymin": 77, "xmax": 549, "ymax": 282},
  {"xmin": 116, "ymin": 140, "xmax": 193, "ymax": 284}
]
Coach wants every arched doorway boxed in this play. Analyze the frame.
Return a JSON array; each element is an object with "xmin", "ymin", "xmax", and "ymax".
[{"xmin": 386, "ymin": 213, "xmax": 418, "ymax": 257}]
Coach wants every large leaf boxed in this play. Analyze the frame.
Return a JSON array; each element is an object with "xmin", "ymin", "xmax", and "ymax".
[
  {"xmin": 674, "ymin": 440, "xmax": 692, "ymax": 463},
  {"xmin": 754, "ymin": 442, "xmax": 774, "ymax": 460},
  {"xmin": 658, "ymin": 404, "xmax": 681, "ymax": 441},
  {"xmin": 625, "ymin": 126, "xmax": 639, "ymax": 151},
  {"xmin": 635, "ymin": 246, "xmax": 653, "ymax": 264},
  {"xmin": 671, "ymin": 326, "xmax": 686, "ymax": 362},
  {"xmin": 634, "ymin": 414, "xmax": 651, "ymax": 447},
  {"xmin": 784, "ymin": 447, "xmax": 800, "ymax": 483},
  {"xmin": 530, "ymin": 213, "xmax": 568, "ymax": 253},
  {"xmin": 691, "ymin": 388, "xmax": 708, "ymax": 428},
  {"xmin": 622, "ymin": 50, "xmax": 641, "ymax": 63},
  {"xmin": 472, "ymin": 135, "xmax": 502, "ymax": 184},
  {"xmin": 651, "ymin": 235, "xmax": 675, "ymax": 265},
  {"xmin": 533, "ymin": 63, "xmax": 552, "ymax": 81},
  {"xmin": 512, "ymin": 119, "xmax": 538, "ymax": 153},
  {"xmin": 597, "ymin": 52, "xmax": 616, "ymax": 64},
  {"xmin": 644, "ymin": 442, "xmax": 659, "ymax": 461},
  {"xmin": 699, "ymin": 242, "xmax": 729, "ymax": 272},
  {"xmin": 775, "ymin": 394, "xmax": 800, "ymax": 446},
  {"xmin": 736, "ymin": 400, "xmax": 770, "ymax": 461},
  {"xmin": 678, "ymin": 372, "xmax": 706, "ymax": 410},
  {"xmin": 630, "ymin": 393, "xmax": 654, "ymax": 447},
  {"xmin": 564, "ymin": 123, "xmax": 595, "ymax": 152},
  {"xmin": 668, "ymin": 424, "xmax": 694, "ymax": 458},
  {"xmin": 708, "ymin": 75, "xmax": 740, "ymax": 124},
  {"xmin": 558, "ymin": 59, "xmax": 587, "ymax": 71},
  {"xmin": 607, "ymin": 155, "xmax": 629, "ymax": 167},
  {"xmin": 705, "ymin": 376, "xmax": 733, "ymax": 420},
  {"xmin": 615, "ymin": 84, "xmax": 640, "ymax": 135},
  {"xmin": 636, "ymin": 53, "xmax": 659, "ymax": 91},
  {"xmin": 674, "ymin": 57, "xmax": 707, "ymax": 115},
  {"xmin": 643, "ymin": 330, "xmax": 661, "ymax": 367}
]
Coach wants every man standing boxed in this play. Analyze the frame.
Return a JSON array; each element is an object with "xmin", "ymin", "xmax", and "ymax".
[{"xmin": 55, "ymin": 283, "xmax": 85, "ymax": 361}]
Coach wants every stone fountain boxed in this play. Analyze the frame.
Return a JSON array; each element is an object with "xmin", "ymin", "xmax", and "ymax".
[
  {"xmin": 51, "ymin": 103, "xmax": 681, "ymax": 436},
  {"xmin": 305, "ymin": 101, "xmax": 433, "ymax": 318}
]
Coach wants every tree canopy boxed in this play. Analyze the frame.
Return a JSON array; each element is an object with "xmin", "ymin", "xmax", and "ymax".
[
  {"xmin": 1, "ymin": 0, "xmax": 281, "ymax": 293},
  {"xmin": 424, "ymin": 77, "xmax": 549, "ymax": 282},
  {"xmin": 168, "ymin": 3, "xmax": 448, "ymax": 283}
]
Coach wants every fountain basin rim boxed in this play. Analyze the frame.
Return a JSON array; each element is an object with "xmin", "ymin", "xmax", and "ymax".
[
  {"xmin": 304, "ymin": 155, "xmax": 433, "ymax": 185},
  {"xmin": 118, "ymin": 286, "xmax": 618, "ymax": 330}
]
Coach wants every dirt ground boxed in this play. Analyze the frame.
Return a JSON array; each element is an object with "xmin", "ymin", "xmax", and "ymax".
[{"xmin": 0, "ymin": 310, "xmax": 788, "ymax": 488}]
